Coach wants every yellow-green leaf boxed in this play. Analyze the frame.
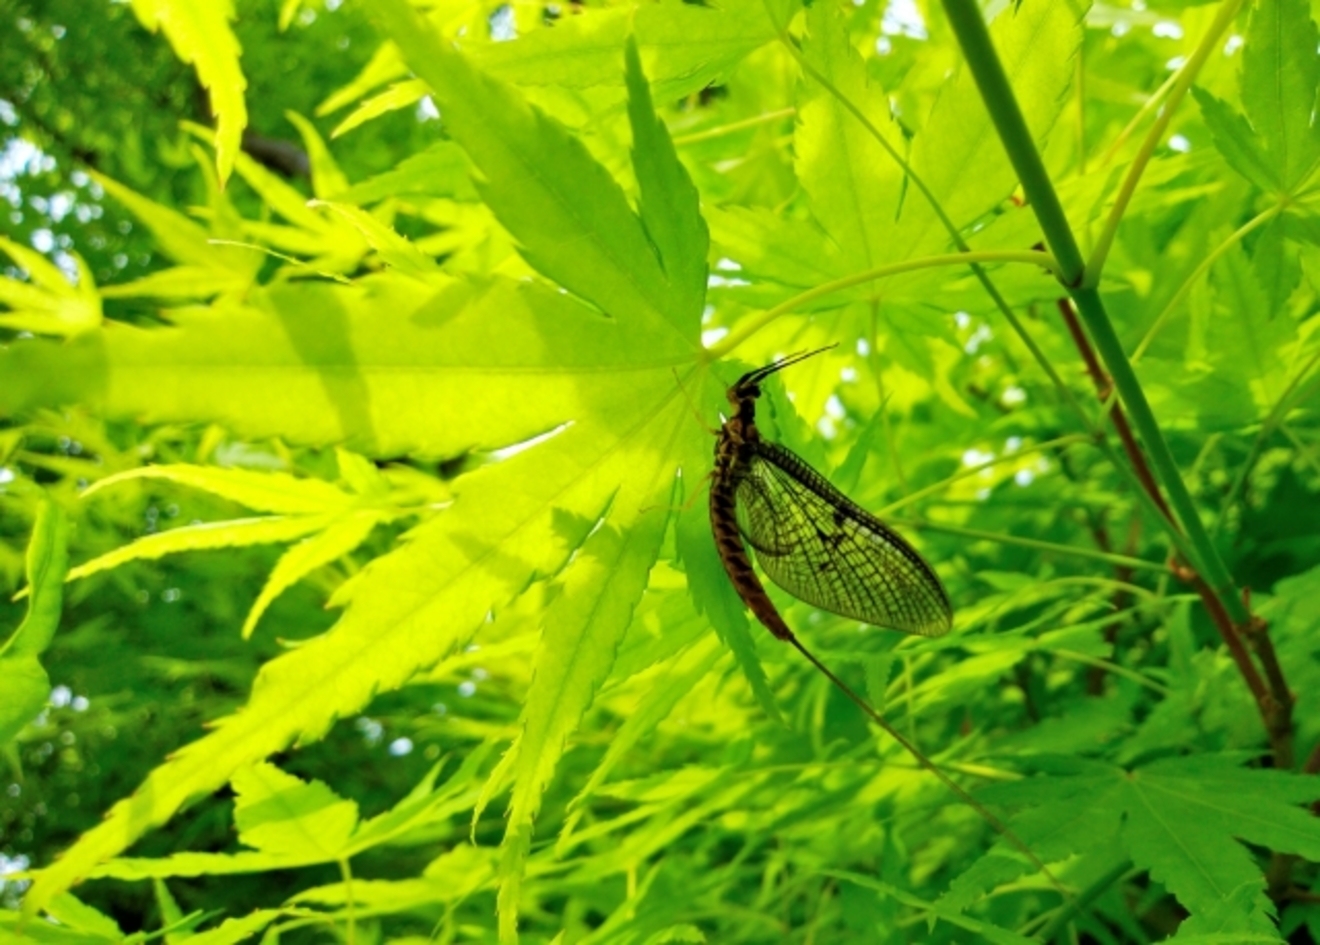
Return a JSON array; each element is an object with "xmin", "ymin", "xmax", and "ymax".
[
  {"xmin": 83, "ymin": 465, "xmax": 357, "ymax": 515},
  {"xmin": 242, "ymin": 511, "xmax": 383, "ymax": 639},
  {"xmin": 65, "ymin": 515, "xmax": 336, "ymax": 586},
  {"xmin": 130, "ymin": 0, "xmax": 248, "ymax": 186},
  {"xmin": 0, "ymin": 500, "xmax": 68, "ymax": 746},
  {"xmin": 0, "ymin": 238, "xmax": 101, "ymax": 336}
]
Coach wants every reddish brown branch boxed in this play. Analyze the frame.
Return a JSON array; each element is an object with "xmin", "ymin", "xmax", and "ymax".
[
  {"xmin": 1304, "ymin": 741, "xmax": 1320, "ymax": 776},
  {"xmin": 1053, "ymin": 298, "xmax": 1293, "ymax": 766},
  {"xmin": 1055, "ymin": 299, "xmax": 1174, "ymax": 524},
  {"xmin": 1188, "ymin": 575, "xmax": 1272, "ymax": 719}
]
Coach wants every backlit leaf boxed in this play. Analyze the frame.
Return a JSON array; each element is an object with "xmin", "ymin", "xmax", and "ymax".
[{"xmin": 129, "ymin": 0, "xmax": 248, "ymax": 186}]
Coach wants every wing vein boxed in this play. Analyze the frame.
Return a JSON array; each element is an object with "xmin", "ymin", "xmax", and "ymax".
[{"xmin": 734, "ymin": 441, "xmax": 951, "ymax": 636}]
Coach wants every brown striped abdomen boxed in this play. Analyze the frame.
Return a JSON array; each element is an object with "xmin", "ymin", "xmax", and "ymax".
[{"xmin": 710, "ymin": 475, "xmax": 796, "ymax": 642}]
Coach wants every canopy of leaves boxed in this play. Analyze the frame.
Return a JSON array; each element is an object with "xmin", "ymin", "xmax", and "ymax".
[{"xmin": 2, "ymin": 0, "xmax": 1320, "ymax": 942}]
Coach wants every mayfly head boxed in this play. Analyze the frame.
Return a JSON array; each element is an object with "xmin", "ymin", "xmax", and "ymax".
[{"xmin": 727, "ymin": 344, "xmax": 838, "ymax": 408}]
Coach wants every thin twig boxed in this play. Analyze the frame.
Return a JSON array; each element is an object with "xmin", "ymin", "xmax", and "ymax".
[{"xmin": 787, "ymin": 635, "xmax": 1072, "ymax": 900}]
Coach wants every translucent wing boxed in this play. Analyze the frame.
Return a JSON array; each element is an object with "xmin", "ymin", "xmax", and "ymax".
[{"xmin": 736, "ymin": 441, "xmax": 952, "ymax": 637}]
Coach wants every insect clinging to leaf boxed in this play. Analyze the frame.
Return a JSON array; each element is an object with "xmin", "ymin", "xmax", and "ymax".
[
  {"xmin": 700, "ymin": 345, "xmax": 1064, "ymax": 894},
  {"xmin": 708, "ymin": 345, "xmax": 953, "ymax": 644}
]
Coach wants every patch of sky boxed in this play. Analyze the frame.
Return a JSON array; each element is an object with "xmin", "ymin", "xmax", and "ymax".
[
  {"xmin": 0, "ymin": 853, "xmax": 30, "ymax": 886},
  {"xmin": 417, "ymin": 96, "xmax": 440, "ymax": 121},
  {"xmin": 1224, "ymin": 34, "xmax": 1243, "ymax": 55},
  {"xmin": 355, "ymin": 717, "xmax": 384, "ymax": 745},
  {"xmin": 702, "ymin": 327, "xmax": 729, "ymax": 347},
  {"xmin": 490, "ymin": 4, "xmax": 517, "ymax": 41},
  {"xmin": 0, "ymin": 138, "xmax": 53, "ymax": 208},
  {"xmin": 388, "ymin": 737, "xmax": 414, "ymax": 756},
  {"xmin": 856, "ymin": 337, "xmax": 870, "ymax": 356},
  {"xmin": 962, "ymin": 447, "xmax": 994, "ymax": 467},
  {"xmin": 1168, "ymin": 134, "xmax": 1190, "ymax": 153},
  {"xmin": 840, "ymin": 366, "xmax": 856, "ymax": 382},
  {"xmin": 881, "ymin": 0, "xmax": 927, "ymax": 39},
  {"xmin": 1166, "ymin": 55, "xmax": 1187, "ymax": 71},
  {"xmin": 1014, "ymin": 468, "xmax": 1035, "ymax": 487},
  {"xmin": 707, "ymin": 273, "xmax": 749, "ymax": 288},
  {"xmin": 963, "ymin": 323, "xmax": 992, "ymax": 355},
  {"xmin": 1152, "ymin": 20, "xmax": 1182, "ymax": 39}
]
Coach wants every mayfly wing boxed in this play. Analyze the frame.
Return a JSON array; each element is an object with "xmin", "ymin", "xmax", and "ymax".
[{"xmin": 735, "ymin": 440, "xmax": 952, "ymax": 637}]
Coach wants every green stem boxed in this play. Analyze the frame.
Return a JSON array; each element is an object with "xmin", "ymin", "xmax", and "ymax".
[
  {"xmin": 873, "ymin": 433, "xmax": 1090, "ymax": 517},
  {"xmin": 1130, "ymin": 202, "xmax": 1284, "ymax": 365},
  {"xmin": 891, "ymin": 517, "xmax": 1168, "ymax": 574},
  {"xmin": 1284, "ymin": 423, "xmax": 1320, "ymax": 477},
  {"xmin": 767, "ymin": 2, "xmax": 1187, "ymax": 567},
  {"xmin": 671, "ymin": 107, "xmax": 796, "ymax": 147},
  {"xmin": 1072, "ymin": 287, "xmax": 1248, "ymax": 622},
  {"xmin": 1096, "ymin": 68, "xmax": 1178, "ymax": 169},
  {"xmin": 940, "ymin": 0, "xmax": 1086, "ymax": 284},
  {"xmin": 1048, "ymin": 648, "xmax": 1169, "ymax": 695},
  {"xmin": 1212, "ymin": 348, "xmax": 1320, "ymax": 536},
  {"xmin": 1086, "ymin": 0, "xmax": 1248, "ymax": 282},
  {"xmin": 766, "ymin": 11, "xmax": 1096, "ymax": 426},
  {"xmin": 939, "ymin": 0, "xmax": 1248, "ymax": 624},
  {"xmin": 771, "ymin": 5, "xmax": 1201, "ymax": 573},
  {"xmin": 868, "ymin": 306, "xmax": 909, "ymax": 490},
  {"xmin": 338, "ymin": 857, "xmax": 357, "ymax": 945},
  {"xmin": 1035, "ymin": 860, "xmax": 1134, "ymax": 942},
  {"xmin": 705, "ymin": 250, "xmax": 1058, "ymax": 359}
]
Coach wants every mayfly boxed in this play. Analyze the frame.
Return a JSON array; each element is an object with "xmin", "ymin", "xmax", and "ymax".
[{"xmin": 709, "ymin": 345, "xmax": 1062, "ymax": 890}]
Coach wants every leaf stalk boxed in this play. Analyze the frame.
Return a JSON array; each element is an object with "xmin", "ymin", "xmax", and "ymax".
[
  {"xmin": 706, "ymin": 250, "xmax": 1059, "ymax": 359},
  {"xmin": 1085, "ymin": 0, "xmax": 1249, "ymax": 283}
]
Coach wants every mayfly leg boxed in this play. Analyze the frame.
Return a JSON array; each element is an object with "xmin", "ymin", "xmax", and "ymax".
[
  {"xmin": 787, "ymin": 634, "xmax": 1070, "ymax": 899},
  {"xmin": 671, "ymin": 366, "xmax": 718, "ymax": 435},
  {"xmin": 639, "ymin": 470, "xmax": 712, "ymax": 516}
]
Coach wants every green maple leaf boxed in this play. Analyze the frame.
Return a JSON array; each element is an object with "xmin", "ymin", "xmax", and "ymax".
[
  {"xmin": 709, "ymin": 0, "xmax": 1078, "ymax": 392},
  {"xmin": 946, "ymin": 754, "xmax": 1320, "ymax": 934},
  {"xmin": 12, "ymin": 7, "xmax": 728, "ymax": 929},
  {"xmin": 130, "ymin": 0, "xmax": 247, "ymax": 186},
  {"xmin": 1196, "ymin": 0, "xmax": 1320, "ymax": 195}
]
